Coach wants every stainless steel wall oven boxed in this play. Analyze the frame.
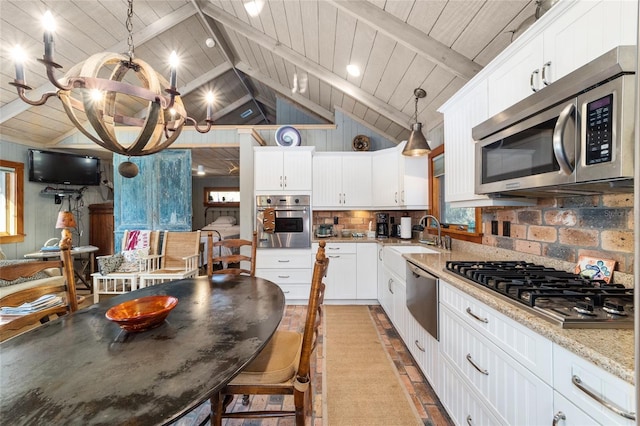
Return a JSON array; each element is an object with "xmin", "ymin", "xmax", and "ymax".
[{"xmin": 256, "ymin": 195, "xmax": 311, "ymax": 248}]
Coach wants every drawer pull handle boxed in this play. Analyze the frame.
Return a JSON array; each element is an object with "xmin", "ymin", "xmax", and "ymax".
[
  {"xmin": 466, "ymin": 415, "xmax": 474, "ymax": 426},
  {"xmin": 277, "ymin": 260, "xmax": 290, "ymax": 263},
  {"xmin": 414, "ymin": 340, "xmax": 425, "ymax": 352},
  {"xmin": 328, "ymin": 247, "xmax": 340, "ymax": 250},
  {"xmin": 552, "ymin": 411, "xmax": 566, "ymax": 426},
  {"xmin": 388, "ymin": 278, "xmax": 394, "ymax": 294},
  {"xmin": 278, "ymin": 275, "xmax": 290, "ymax": 278},
  {"xmin": 466, "ymin": 307, "xmax": 488, "ymax": 323},
  {"xmin": 572, "ymin": 375, "xmax": 636, "ymax": 420},
  {"xmin": 282, "ymin": 290, "xmax": 290, "ymax": 294},
  {"xmin": 466, "ymin": 354, "xmax": 489, "ymax": 375},
  {"xmin": 328, "ymin": 255, "xmax": 340, "ymax": 258}
]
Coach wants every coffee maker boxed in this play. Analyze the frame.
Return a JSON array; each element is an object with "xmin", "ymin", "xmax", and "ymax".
[{"xmin": 376, "ymin": 213, "xmax": 389, "ymax": 238}]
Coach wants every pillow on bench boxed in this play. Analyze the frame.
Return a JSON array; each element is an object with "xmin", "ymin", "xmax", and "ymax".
[
  {"xmin": 96, "ymin": 247, "xmax": 150, "ymax": 275},
  {"xmin": 0, "ymin": 259, "xmax": 52, "ymax": 287}
]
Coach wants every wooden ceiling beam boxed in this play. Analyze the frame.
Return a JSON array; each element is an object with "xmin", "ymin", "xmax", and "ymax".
[
  {"xmin": 327, "ymin": 0, "xmax": 482, "ymax": 81},
  {"xmin": 202, "ymin": 3, "xmax": 411, "ymax": 130},
  {"xmin": 236, "ymin": 62, "xmax": 334, "ymax": 123}
]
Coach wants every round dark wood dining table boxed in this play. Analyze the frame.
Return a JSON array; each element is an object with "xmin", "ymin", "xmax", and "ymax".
[{"xmin": 0, "ymin": 274, "xmax": 285, "ymax": 425}]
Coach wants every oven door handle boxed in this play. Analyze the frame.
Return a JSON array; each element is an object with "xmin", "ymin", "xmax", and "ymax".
[{"xmin": 552, "ymin": 102, "xmax": 575, "ymax": 176}]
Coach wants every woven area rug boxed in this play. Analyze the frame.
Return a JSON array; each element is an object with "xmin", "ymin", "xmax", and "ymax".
[{"xmin": 323, "ymin": 305, "xmax": 423, "ymax": 426}]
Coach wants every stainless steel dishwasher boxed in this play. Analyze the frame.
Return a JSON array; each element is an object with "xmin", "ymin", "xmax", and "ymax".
[{"xmin": 406, "ymin": 261, "xmax": 439, "ymax": 340}]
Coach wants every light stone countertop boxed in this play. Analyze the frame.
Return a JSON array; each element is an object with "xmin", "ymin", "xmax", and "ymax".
[
  {"xmin": 401, "ymin": 248, "xmax": 635, "ymax": 386},
  {"xmin": 312, "ymin": 235, "xmax": 634, "ymax": 384}
]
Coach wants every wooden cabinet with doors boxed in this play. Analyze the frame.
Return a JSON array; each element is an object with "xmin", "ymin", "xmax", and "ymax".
[
  {"xmin": 113, "ymin": 150, "xmax": 192, "ymax": 251},
  {"xmin": 89, "ymin": 202, "xmax": 114, "ymax": 263}
]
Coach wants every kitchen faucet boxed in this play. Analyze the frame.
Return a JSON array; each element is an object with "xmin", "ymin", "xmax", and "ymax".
[{"xmin": 418, "ymin": 215, "xmax": 442, "ymax": 248}]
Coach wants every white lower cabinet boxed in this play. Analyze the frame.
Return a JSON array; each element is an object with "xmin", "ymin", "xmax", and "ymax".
[
  {"xmin": 440, "ymin": 359, "xmax": 503, "ymax": 426},
  {"xmin": 312, "ymin": 242, "xmax": 377, "ymax": 301},
  {"xmin": 255, "ymin": 248, "xmax": 312, "ymax": 303},
  {"xmin": 553, "ymin": 344, "xmax": 636, "ymax": 426},
  {"xmin": 440, "ymin": 305, "xmax": 553, "ymax": 425},
  {"xmin": 553, "ymin": 391, "xmax": 600, "ymax": 426},
  {"xmin": 405, "ymin": 312, "xmax": 439, "ymax": 392},
  {"xmin": 356, "ymin": 243, "xmax": 377, "ymax": 300}
]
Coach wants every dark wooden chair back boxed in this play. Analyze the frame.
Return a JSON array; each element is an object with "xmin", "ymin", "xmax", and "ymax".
[
  {"xmin": 209, "ymin": 241, "xmax": 328, "ymax": 426},
  {"xmin": 207, "ymin": 231, "xmax": 257, "ymax": 277},
  {"xmin": 0, "ymin": 247, "xmax": 79, "ymax": 341}
]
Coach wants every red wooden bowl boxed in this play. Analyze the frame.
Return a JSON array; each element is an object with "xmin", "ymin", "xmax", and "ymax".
[{"xmin": 105, "ymin": 295, "xmax": 178, "ymax": 332}]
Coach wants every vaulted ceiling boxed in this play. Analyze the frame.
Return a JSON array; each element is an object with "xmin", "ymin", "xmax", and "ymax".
[{"xmin": 0, "ymin": 0, "xmax": 538, "ymax": 175}]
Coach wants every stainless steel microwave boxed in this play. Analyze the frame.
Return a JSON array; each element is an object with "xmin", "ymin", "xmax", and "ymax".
[{"xmin": 473, "ymin": 46, "xmax": 636, "ymax": 197}]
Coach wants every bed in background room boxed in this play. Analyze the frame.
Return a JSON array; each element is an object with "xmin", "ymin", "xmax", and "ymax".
[{"xmin": 200, "ymin": 208, "xmax": 241, "ymax": 268}]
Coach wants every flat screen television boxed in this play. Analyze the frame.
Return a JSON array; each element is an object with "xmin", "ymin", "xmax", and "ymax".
[{"xmin": 28, "ymin": 149, "xmax": 101, "ymax": 186}]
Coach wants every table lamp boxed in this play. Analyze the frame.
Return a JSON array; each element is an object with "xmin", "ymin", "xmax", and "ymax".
[{"xmin": 56, "ymin": 211, "xmax": 77, "ymax": 249}]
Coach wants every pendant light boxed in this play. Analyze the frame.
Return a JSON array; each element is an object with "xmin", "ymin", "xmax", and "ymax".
[{"xmin": 402, "ymin": 88, "xmax": 431, "ymax": 156}]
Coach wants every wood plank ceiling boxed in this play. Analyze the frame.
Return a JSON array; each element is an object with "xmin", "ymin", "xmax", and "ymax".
[{"xmin": 0, "ymin": 0, "xmax": 537, "ymax": 176}]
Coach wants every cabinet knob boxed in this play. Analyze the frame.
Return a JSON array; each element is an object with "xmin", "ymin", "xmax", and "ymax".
[{"xmin": 552, "ymin": 411, "xmax": 566, "ymax": 426}]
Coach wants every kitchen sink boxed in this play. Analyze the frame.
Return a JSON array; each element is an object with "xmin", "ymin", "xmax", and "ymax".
[
  {"xmin": 383, "ymin": 245, "xmax": 439, "ymax": 280},
  {"xmin": 388, "ymin": 246, "xmax": 440, "ymax": 255}
]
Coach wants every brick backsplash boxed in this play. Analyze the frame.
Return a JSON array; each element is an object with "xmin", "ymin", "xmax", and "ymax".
[
  {"xmin": 313, "ymin": 210, "xmax": 427, "ymax": 234},
  {"xmin": 482, "ymin": 194, "xmax": 634, "ymax": 274}
]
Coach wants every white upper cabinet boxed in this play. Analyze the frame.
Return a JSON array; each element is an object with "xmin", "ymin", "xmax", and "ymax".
[
  {"xmin": 313, "ymin": 153, "xmax": 372, "ymax": 209},
  {"xmin": 488, "ymin": 0, "xmax": 638, "ymax": 117},
  {"xmin": 254, "ymin": 147, "xmax": 314, "ymax": 192},
  {"xmin": 372, "ymin": 142, "xmax": 428, "ymax": 209},
  {"xmin": 372, "ymin": 147, "xmax": 401, "ymax": 208},
  {"xmin": 400, "ymin": 145, "xmax": 430, "ymax": 209}
]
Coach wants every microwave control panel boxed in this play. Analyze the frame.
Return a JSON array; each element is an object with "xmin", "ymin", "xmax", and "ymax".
[{"xmin": 585, "ymin": 94, "xmax": 613, "ymax": 165}]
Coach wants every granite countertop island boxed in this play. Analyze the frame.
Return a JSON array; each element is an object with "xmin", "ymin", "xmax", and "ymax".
[{"xmin": 312, "ymin": 235, "xmax": 634, "ymax": 384}]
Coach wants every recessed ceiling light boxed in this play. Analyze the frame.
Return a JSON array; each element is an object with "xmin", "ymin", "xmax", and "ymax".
[
  {"xmin": 244, "ymin": 0, "xmax": 264, "ymax": 17},
  {"xmin": 205, "ymin": 38, "xmax": 215, "ymax": 48},
  {"xmin": 346, "ymin": 64, "xmax": 361, "ymax": 77}
]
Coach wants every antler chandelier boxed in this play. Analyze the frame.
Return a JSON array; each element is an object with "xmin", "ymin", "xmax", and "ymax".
[{"xmin": 9, "ymin": 0, "xmax": 215, "ymax": 157}]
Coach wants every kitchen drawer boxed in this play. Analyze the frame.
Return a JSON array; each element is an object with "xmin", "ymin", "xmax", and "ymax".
[
  {"xmin": 256, "ymin": 249, "xmax": 312, "ymax": 269},
  {"xmin": 440, "ymin": 280, "xmax": 552, "ymax": 384},
  {"xmin": 441, "ymin": 305, "xmax": 553, "ymax": 425},
  {"xmin": 553, "ymin": 391, "xmax": 600, "ymax": 426},
  {"xmin": 553, "ymin": 344, "xmax": 636, "ymax": 426},
  {"xmin": 277, "ymin": 284, "xmax": 312, "ymax": 301},
  {"xmin": 255, "ymin": 269, "xmax": 312, "ymax": 285},
  {"xmin": 312, "ymin": 242, "xmax": 357, "ymax": 254},
  {"xmin": 440, "ymin": 357, "xmax": 503, "ymax": 426}
]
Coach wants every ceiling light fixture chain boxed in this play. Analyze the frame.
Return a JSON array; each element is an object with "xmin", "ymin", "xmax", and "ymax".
[{"xmin": 125, "ymin": 0, "xmax": 135, "ymax": 62}]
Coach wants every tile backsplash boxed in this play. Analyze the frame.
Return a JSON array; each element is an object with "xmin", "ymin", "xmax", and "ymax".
[
  {"xmin": 313, "ymin": 210, "xmax": 427, "ymax": 234},
  {"xmin": 482, "ymin": 194, "xmax": 634, "ymax": 274}
]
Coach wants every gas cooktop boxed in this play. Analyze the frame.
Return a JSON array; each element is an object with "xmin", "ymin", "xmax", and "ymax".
[{"xmin": 445, "ymin": 261, "xmax": 633, "ymax": 329}]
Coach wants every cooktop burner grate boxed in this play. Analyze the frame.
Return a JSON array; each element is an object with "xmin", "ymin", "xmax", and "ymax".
[{"xmin": 445, "ymin": 260, "xmax": 634, "ymax": 329}]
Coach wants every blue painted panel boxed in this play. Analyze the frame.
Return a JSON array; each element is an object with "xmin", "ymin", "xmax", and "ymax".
[{"xmin": 113, "ymin": 150, "xmax": 191, "ymax": 251}]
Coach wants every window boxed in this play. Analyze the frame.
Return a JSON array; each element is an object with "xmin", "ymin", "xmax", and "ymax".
[
  {"xmin": 204, "ymin": 187, "xmax": 240, "ymax": 207},
  {"xmin": 428, "ymin": 145, "xmax": 482, "ymax": 243},
  {"xmin": 0, "ymin": 160, "xmax": 25, "ymax": 243}
]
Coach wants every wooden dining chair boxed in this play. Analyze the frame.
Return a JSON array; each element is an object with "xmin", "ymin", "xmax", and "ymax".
[
  {"xmin": 210, "ymin": 240, "xmax": 328, "ymax": 426},
  {"xmin": 0, "ymin": 247, "xmax": 80, "ymax": 341},
  {"xmin": 138, "ymin": 231, "xmax": 201, "ymax": 287},
  {"xmin": 206, "ymin": 231, "xmax": 257, "ymax": 277}
]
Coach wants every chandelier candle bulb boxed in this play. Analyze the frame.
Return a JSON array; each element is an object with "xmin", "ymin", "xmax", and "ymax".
[
  {"xmin": 206, "ymin": 92, "xmax": 214, "ymax": 121},
  {"xmin": 42, "ymin": 11, "xmax": 55, "ymax": 61},
  {"xmin": 12, "ymin": 47, "xmax": 25, "ymax": 83},
  {"xmin": 169, "ymin": 51, "xmax": 178, "ymax": 88}
]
